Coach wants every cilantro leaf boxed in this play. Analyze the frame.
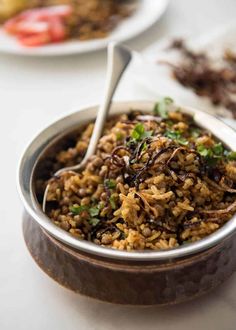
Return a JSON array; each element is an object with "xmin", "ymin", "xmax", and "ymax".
[
  {"xmin": 131, "ymin": 123, "xmax": 145, "ymax": 140},
  {"xmin": 143, "ymin": 130, "xmax": 153, "ymax": 138},
  {"xmin": 141, "ymin": 141, "xmax": 147, "ymax": 151},
  {"xmin": 69, "ymin": 205, "xmax": 88, "ymax": 215},
  {"xmin": 104, "ymin": 179, "xmax": 116, "ymax": 189},
  {"xmin": 153, "ymin": 97, "xmax": 173, "ymax": 118},
  {"xmin": 131, "ymin": 123, "xmax": 153, "ymax": 141},
  {"xmin": 197, "ymin": 145, "xmax": 213, "ymax": 158},
  {"xmin": 109, "ymin": 196, "xmax": 116, "ymax": 210},
  {"xmin": 227, "ymin": 151, "xmax": 236, "ymax": 160},
  {"xmin": 212, "ymin": 143, "xmax": 224, "ymax": 156},
  {"xmin": 165, "ymin": 130, "xmax": 188, "ymax": 145},
  {"xmin": 89, "ymin": 206, "xmax": 100, "ymax": 217},
  {"xmin": 197, "ymin": 143, "xmax": 226, "ymax": 166},
  {"xmin": 89, "ymin": 218, "xmax": 100, "ymax": 227},
  {"xmin": 99, "ymin": 202, "xmax": 105, "ymax": 210},
  {"xmin": 116, "ymin": 132, "xmax": 124, "ymax": 141}
]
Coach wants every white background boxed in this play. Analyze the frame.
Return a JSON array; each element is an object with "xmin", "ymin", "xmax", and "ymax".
[{"xmin": 1, "ymin": 1, "xmax": 236, "ymax": 329}]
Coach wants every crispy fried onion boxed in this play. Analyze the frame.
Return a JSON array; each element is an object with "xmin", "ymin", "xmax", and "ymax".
[{"xmin": 201, "ymin": 200, "xmax": 236, "ymax": 215}]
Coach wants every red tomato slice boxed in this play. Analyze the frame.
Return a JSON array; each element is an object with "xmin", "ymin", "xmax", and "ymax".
[
  {"xmin": 15, "ymin": 21, "xmax": 49, "ymax": 34},
  {"xmin": 19, "ymin": 32, "xmax": 51, "ymax": 47},
  {"xmin": 20, "ymin": 5, "xmax": 72, "ymax": 21},
  {"xmin": 48, "ymin": 17, "xmax": 66, "ymax": 42},
  {"xmin": 4, "ymin": 17, "xmax": 23, "ymax": 34},
  {"xmin": 4, "ymin": 5, "xmax": 71, "ymax": 47}
]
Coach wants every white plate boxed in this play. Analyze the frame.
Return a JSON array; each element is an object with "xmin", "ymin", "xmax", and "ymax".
[{"xmin": 0, "ymin": 0, "xmax": 168, "ymax": 56}]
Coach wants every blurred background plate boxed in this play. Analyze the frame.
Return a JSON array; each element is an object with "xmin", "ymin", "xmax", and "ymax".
[
  {"xmin": 128, "ymin": 23, "xmax": 236, "ymax": 128},
  {"xmin": 0, "ymin": 0, "xmax": 169, "ymax": 56}
]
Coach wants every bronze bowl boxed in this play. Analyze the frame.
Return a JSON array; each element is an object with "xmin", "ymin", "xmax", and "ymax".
[{"xmin": 17, "ymin": 101, "xmax": 236, "ymax": 305}]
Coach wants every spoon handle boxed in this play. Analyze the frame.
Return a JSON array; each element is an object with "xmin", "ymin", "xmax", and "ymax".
[{"xmin": 80, "ymin": 42, "xmax": 132, "ymax": 166}]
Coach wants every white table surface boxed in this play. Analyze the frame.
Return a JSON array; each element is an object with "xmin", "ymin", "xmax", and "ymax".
[{"xmin": 1, "ymin": 1, "xmax": 236, "ymax": 329}]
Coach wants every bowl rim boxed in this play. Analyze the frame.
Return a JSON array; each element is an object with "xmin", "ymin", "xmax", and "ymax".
[{"xmin": 17, "ymin": 100, "xmax": 236, "ymax": 261}]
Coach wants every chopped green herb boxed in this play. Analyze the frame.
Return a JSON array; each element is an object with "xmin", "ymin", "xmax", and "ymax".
[
  {"xmin": 197, "ymin": 143, "xmax": 226, "ymax": 166},
  {"xmin": 116, "ymin": 132, "xmax": 124, "ymax": 141},
  {"xmin": 141, "ymin": 141, "xmax": 148, "ymax": 151},
  {"xmin": 104, "ymin": 179, "xmax": 116, "ymax": 189},
  {"xmin": 197, "ymin": 145, "xmax": 213, "ymax": 158},
  {"xmin": 70, "ymin": 204, "xmax": 101, "ymax": 218},
  {"xmin": 164, "ymin": 96, "xmax": 174, "ymax": 103},
  {"xmin": 165, "ymin": 130, "xmax": 188, "ymax": 145},
  {"xmin": 109, "ymin": 196, "xmax": 116, "ymax": 210},
  {"xmin": 176, "ymin": 137, "xmax": 189, "ymax": 146},
  {"xmin": 212, "ymin": 143, "xmax": 224, "ymax": 156},
  {"xmin": 99, "ymin": 202, "xmax": 105, "ymax": 210},
  {"xmin": 143, "ymin": 130, "xmax": 153, "ymax": 138},
  {"xmin": 89, "ymin": 206, "xmax": 100, "ymax": 217},
  {"xmin": 89, "ymin": 218, "xmax": 100, "ymax": 227},
  {"xmin": 153, "ymin": 97, "xmax": 173, "ymax": 118},
  {"xmin": 190, "ymin": 127, "xmax": 201, "ymax": 138},
  {"xmin": 165, "ymin": 130, "xmax": 180, "ymax": 140},
  {"xmin": 69, "ymin": 205, "xmax": 88, "ymax": 215},
  {"xmin": 131, "ymin": 123, "xmax": 153, "ymax": 141},
  {"xmin": 131, "ymin": 123, "xmax": 144, "ymax": 140},
  {"xmin": 227, "ymin": 151, "xmax": 236, "ymax": 160}
]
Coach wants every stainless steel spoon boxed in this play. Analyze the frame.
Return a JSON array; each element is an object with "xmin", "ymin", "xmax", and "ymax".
[{"xmin": 42, "ymin": 42, "xmax": 132, "ymax": 212}]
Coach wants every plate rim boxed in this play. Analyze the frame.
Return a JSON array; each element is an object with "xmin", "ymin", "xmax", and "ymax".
[{"xmin": 0, "ymin": 0, "xmax": 169, "ymax": 56}]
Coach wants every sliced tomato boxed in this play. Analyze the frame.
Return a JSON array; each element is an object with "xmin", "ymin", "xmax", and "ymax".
[
  {"xmin": 15, "ymin": 21, "xmax": 49, "ymax": 34},
  {"xmin": 48, "ymin": 17, "xmax": 66, "ymax": 42},
  {"xmin": 19, "ymin": 32, "xmax": 51, "ymax": 47},
  {"xmin": 3, "ymin": 5, "xmax": 71, "ymax": 47},
  {"xmin": 4, "ymin": 17, "xmax": 23, "ymax": 34},
  {"xmin": 20, "ymin": 5, "xmax": 72, "ymax": 21}
]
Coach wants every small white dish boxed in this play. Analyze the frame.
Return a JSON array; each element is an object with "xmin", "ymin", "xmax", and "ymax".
[{"xmin": 0, "ymin": 0, "xmax": 169, "ymax": 56}]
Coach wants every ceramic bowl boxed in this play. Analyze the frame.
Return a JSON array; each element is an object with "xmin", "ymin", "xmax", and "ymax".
[{"xmin": 18, "ymin": 101, "xmax": 236, "ymax": 305}]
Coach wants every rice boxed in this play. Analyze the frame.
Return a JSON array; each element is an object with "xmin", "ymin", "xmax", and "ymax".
[
  {"xmin": 40, "ymin": 101, "xmax": 236, "ymax": 251},
  {"xmin": 1, "ymin": 0, "xmax": 134, "ymax": 40}
]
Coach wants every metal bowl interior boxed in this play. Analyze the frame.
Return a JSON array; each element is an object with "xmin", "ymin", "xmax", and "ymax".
[{"xmin": 17, "ymin": 101, "xmax": 236, "ymax": 261}]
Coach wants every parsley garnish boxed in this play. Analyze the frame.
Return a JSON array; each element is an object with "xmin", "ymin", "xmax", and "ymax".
[
  {"xmin": 89, "ymin": 218, "xmax": 100, "ymax": 227},
  {"xmin": 197, "ymin": 145, "xmax": 213, "ymax": 158},
  {"xmin": 70, "ymin": 204, "xmax": 101, "ymax": 224},
  {"xmin": 131, "ymin": 123, "xmax": 153, "ymax": 141},
  {"xmin": 197, "ymin": 143, "xmax": 225, "ymax": 166},
  {"xmin": 153, "ymin": 97, "xmax": 173, "ymax": 118},
  {"xmin": 99, "ymin": 202, "xmax": 105, "ymax": 210},
  {"xmin": 141, "ymin": 141, "xmax": 148, "ymax": 151},
  {"xmin": 116, "ymin": 132, "xmax": 124, "ymax": 141},
  {"xmin": 226, "ymin": 151, "xmax": 236, "ymax": 161},
  {"xmin": 109, "ymin": 196, "xmax": 116, "ymax": 210},
  {"xmin": 212, "ymin": 143, "xmax": 224, "ymax": 156},
  {"xmin": 165, "ymin": 130, "xmax": 188, "ymax": 145},
  {"xmin": 89, "ymin": 206, "xmax": 100, "ymax": 217},
  {"xmin": 104, "ymin": 179, "xmax": 116, "ymax": 189},
  {"xmin": 69, "ymin": 205, "xmax": 88, "ymax": 215}
]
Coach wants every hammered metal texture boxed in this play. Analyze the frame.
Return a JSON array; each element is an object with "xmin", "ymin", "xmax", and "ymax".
[{"xmin": 23, "ymin": 213, "xmax": 236, "ymax": 306}]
